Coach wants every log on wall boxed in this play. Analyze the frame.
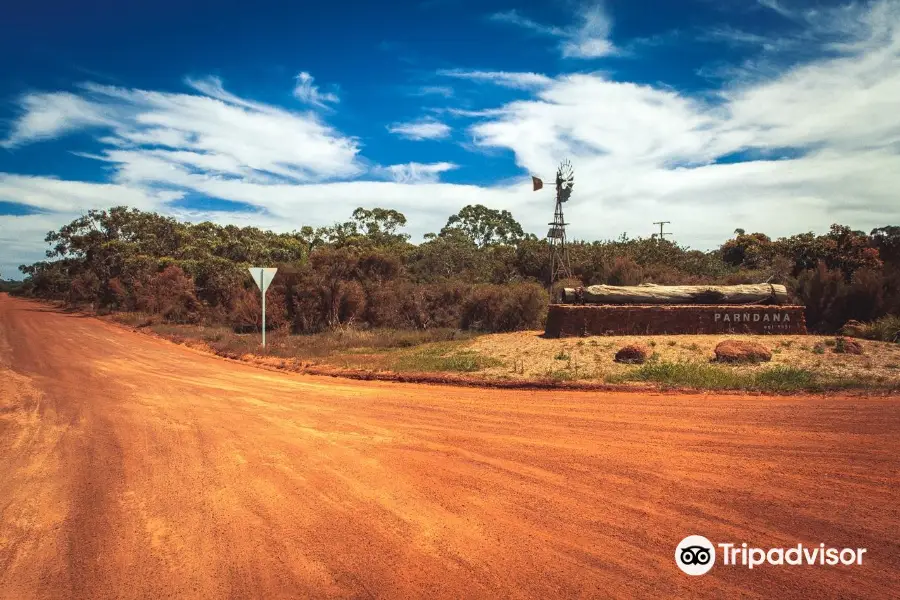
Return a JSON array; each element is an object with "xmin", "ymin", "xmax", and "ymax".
[
  {"xmin": 562, "ymin": 283, "xmax": 790, "ymax": 305},
  {"xmin": 544, "ymin": 304, "xmax": 807, "ymax": 338}
]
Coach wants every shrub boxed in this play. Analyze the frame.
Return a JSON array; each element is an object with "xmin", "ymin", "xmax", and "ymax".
[
  {"xmin": 68, "ymin": 271, "xmax": 101, "ymax": 305},
  {"xmin": 615, "ymin": 344, "xmax": 650, "ymax": 364},
  {"xmin": 606, "ymin": 256, "xmax": 643, "ymax": 286},
  {"xmin": 846, "ymin": 315, "xmax": 900, "ymax": 343},
  {"xmin": 796, "ymin": 262, "xmax": 848, "ymax": 332},
  {"xmin": 460, "ymin": 282, "xmax": 549, "ymax": 332},
  {"xmin": 833, "ymin": 337, "xmax": 864, "ymax": 355},
  {"xmin": 714, "ymin": 340, "xmax": 772, "ymax": 363},
  {"xmin": 229, "ymin": 286, "xmax": 288, "ymax": 333},
  {"xmin": 143, "ymin": 266, "xmax": 201, "ymax": 324},
  {"xmin": 366, "ymin": 281, "xmax": 467, "ymax": 330}
]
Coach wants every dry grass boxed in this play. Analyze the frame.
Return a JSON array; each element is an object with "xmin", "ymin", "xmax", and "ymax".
[
  {"xmin": 110, "ymin": 312, "xmax": 508, "ymax": 375},
  {"xmin": 468, "ymin": 331, "xmax": 900, "ymax": 389},
  {"xmin": 109, "ymin": 311, "xmax": 900, "ymax": 392}
]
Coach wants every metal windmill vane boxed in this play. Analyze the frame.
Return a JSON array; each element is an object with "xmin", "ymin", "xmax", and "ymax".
[{"xmin": 533, "ymin": 159, "xmax": 574, "ymax": 286}]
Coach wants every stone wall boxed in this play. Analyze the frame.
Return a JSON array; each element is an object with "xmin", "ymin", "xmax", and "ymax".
[{"xmin": 544, "ymin": 304, "xmax": 807, "ymax": 338}]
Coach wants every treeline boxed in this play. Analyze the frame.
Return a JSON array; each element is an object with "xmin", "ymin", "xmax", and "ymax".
[{"xmin": 12, "ymin": 205, "xmax": 900, "ymax": 334}]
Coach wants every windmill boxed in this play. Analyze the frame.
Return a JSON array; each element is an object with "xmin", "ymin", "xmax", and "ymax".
[{"xmin": 534, "ymin": 159, "xmax": 574, "ymax": 286}]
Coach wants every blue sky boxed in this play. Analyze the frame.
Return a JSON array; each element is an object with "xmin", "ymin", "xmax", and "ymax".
[{"xmin": 2, "ymin": 0, "xmax": 900, "ymax": 279}]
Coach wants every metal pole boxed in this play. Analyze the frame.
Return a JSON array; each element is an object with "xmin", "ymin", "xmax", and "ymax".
[{"xmin": 260, "ymin": 268, "xmax": 266, "ymax": 349}]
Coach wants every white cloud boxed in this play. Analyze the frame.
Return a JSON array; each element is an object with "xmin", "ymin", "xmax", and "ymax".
[
  {"xmin": 561, "ymin": 5, "xmax": 617, "ymax": 58},
  {"xmin": 465, "ymin": 0, "xmax": 900, "ymax": 243},
  {"xmin": 292, "ymin": 72, "xmax": 340, "ymax": 108},
  {"xmin": 3, "ymin": 77, "xmax": 363, "ymax": 183},
  {"xmin": 437, "ymin": 69, "xmax": 553, "ymax": 89},
  {"xmin": 1, "ymin": 92, "xmax": 112, "ymax": 148},
  {"xmin": 4, "ymin": 1, "xmax": 900, "ymax": 280},
  {"xmin": 0, "ymin": 173, "xmax": 183, "ymax": 213},
  {"xmin": 490, "ymin": 10, "xmax": 566, "ymax": 37},
  {"xmin": 388, "ymin": 118, "xmax": 451, "ymax": 140},
  {"xmin": 411, "ymin": 85, "xmax": 455, "ymax": 97},
  {"xmin": 379, "ymin": 162, "xmax": 459, "ymax": 184},
  {"xmin": 490, "ymin": 4, "xmax": 618, "ymax": 59}
]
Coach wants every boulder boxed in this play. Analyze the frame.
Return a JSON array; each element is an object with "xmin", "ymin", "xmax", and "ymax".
[
  {"xmin": 615, "ymin": 343, "xmax": 650, "ymax": 364},
  {"xmin": 840, "ymin": 320, "xmax": 865, "ymax": 337},
  {"xmin": 834, "ymin": 337, "xmax": 864, "ymax": 355},
  {"xmin": 714, "ymin": 340, "xmax": 772, "ymax": 364}
]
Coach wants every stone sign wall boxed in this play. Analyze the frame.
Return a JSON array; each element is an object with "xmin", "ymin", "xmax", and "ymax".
[{"xmin": 544, "ymin": 304, "xmax": 807, "ymax": 338}]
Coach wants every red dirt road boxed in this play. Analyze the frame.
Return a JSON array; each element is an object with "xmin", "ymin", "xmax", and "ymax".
[{"xmin": 1, "ymin": 294, "xmax": 898, "ymax": 599}]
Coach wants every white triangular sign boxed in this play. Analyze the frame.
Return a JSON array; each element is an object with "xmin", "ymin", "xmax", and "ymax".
[{"xmin": 248, "ymin": 267, "xmax": 277, "ymax": 293}]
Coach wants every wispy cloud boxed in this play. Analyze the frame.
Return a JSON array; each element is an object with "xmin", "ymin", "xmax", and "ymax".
[
  {"xmin": 1, "ymin": 92, "xmax": 112, "ymax": 148},
  {"xmin": 3, "ymin": 76, "xmax": 362, "ymax": 183},
  {"xmin": 293, "ymin": 72, "xmax": 340, "ymax": 108},
  {"xmin": 490, "ymin": 10, "xmax": 566, "ymax": 37},
  {"xmin": 756, "ymin": 0, "xmax": 797, "ymax": 19},
  {"xmin": 410, "ymin": 85, "xmax": 455, "ymax": 97},
  {"xmin": 490, "ymin": 4, "xmax": 618, "ymax": 59},
  {"xmin": 437, "ymin": 69, "xmax": 553, "ymax": 89},
  {"xmin": 388, "ymin": 118, "xmax": 452, "ymax": 140},
  {"xmin": 381, "ymin": 161, "xmax": 458, "ymax": 183}
]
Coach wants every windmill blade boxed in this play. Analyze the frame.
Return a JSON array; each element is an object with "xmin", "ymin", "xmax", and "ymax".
[{"xmin": 555, "ymin": 158, "xmax": 574, "ymax": 202}]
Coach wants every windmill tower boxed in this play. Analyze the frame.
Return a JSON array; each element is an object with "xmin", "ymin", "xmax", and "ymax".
[{"xmin": 547, "ymin": 159, "xmax": 574, "ymax": 286}]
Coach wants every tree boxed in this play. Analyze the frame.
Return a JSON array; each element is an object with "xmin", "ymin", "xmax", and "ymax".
[
  {"xmin": 871, "ymin": 226, "xmax": 900, "ymax": 265},
  {"xmin": 351, "ymin": 207, "xmax": 410, "ymax": 246},
  {"xmin": 439, "ymin": 205, "xmax": 526, "ymax": 247},
  {"xmin": 719, "ymin": 232, "xmax": 774, "ymax": 269},
  {"xmin": 408, "ymin": 228, "xmax": 484, "ymax": 282}
]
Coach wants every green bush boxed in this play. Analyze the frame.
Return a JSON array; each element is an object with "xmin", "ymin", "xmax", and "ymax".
[
  {"xmin": 460, "ymin": 282, "xmax": 549, "ymax": 332},
  {"xmin": 844, "ymin": 315, "xmax": 900, "ymax": 343},
  {"xmin": 612, "ymin": 360, "xmax": 826, "ymax": 392}
]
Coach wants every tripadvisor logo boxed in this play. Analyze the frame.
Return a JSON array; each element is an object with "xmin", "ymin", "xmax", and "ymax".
[
  {"xmin": 675, "ymin": 535, "xmax": 867, "ymax": 575},
  {"xmin": 675, "ymin": 535, "xmax": 716, "ymax": 575}
]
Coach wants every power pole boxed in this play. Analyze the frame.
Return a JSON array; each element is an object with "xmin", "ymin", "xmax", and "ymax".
[{"xmin": 653, "ymin": 221, "xmax": 672, "ymax": 241}]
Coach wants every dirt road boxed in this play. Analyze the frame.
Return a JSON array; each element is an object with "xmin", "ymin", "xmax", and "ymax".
[{"xmin": 1, "ymin": 294, "xmax": 898, "ymax": 599}]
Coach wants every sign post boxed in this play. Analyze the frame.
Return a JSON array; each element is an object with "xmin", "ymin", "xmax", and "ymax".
[{"xmin": 248, "ymin": 267, "xmax": 278, "ymax": 348}]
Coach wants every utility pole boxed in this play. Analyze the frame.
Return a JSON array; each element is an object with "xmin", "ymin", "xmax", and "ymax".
[{"xmin": 653, "ymin": 221, "xmax": 672, "ymax": 241}]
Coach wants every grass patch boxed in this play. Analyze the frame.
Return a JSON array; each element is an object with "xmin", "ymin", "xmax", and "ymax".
[
  {"xmin": 607, "ymin": 360, "xmax": 870, "ymax": 392},
  {"xmin": 554, "ymin": 349, "xmax": 571, "ymax": 360},
  {"xmin": 544, "ymin": 369, "xmax": 576, "ymax": 382},
  {"xmin": 134, "ymin": 320, "xmax": 479, "ymax": 360},
  {"xmin": 394, "ymin": 344, "xmax": 502, "ymax": 373}
]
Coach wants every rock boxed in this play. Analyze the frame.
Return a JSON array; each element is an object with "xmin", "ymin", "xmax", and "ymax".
[
  {"xmin": 834, "ymin": 337, "xmax": 864, "ymax": 355},
  {"xmin": 841, "ymin": 320, "xmax": 865, "ymax": 337},
  {"xmin": 714, "ymin": 340, "xmax": 772, "ymax": 364},
  {"xmin": 615, "ymin": 343, "xmax": 650, "ymax": 364}
]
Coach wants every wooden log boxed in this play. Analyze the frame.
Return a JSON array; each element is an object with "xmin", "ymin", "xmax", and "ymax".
[{"xmin": 561, "ymin": 283, "xmax": 790, "ymax": 305}]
